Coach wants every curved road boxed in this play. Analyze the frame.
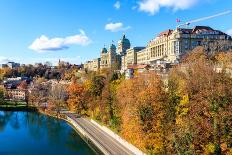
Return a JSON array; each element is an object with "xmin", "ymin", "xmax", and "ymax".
[{"xmin": 66, "ymin": 113, "xmax": 135, "ymax": 155}]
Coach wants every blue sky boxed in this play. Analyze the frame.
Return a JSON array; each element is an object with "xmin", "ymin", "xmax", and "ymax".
[{"xmin": 0, "ymin": 0, "xmax": 232, "ymax": 65}]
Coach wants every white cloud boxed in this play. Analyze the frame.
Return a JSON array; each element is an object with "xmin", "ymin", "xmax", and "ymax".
[
  {"xmin": 114, "ymin": 1, "xmax": 121, "ymax": 9},
  {"xmin": 29, "ymin": 29, "xmax": 91, "ymax": 52},
  {"xmin": 132, "ymin": 6, "xmax": 137, "ymax": 10},
  {"xmin": 105, "ymin": 22, "xmax": 131, "ymax": 32},
  {"xmin": 138, "ymin": 0, "xmax": 198, "ymax": 15},
  {"xmin": 227, "ymin": 28, "xmax": 232, "ymax": 36}
]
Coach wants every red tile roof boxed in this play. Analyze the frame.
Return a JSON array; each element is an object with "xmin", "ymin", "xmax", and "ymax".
[
  {"xmin": 157, "ymin": 29, "xmax": 173, "ymax": 37},
  {"xmin": 127, "ymin": 64, "xmax": 149, "ymax": 69}
]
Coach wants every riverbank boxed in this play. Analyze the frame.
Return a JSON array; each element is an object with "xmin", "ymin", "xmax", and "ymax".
[
  {"xmin": 0, "ymin": 106, "xmax": 144, "ymax": 154},
  {"xmin": 52, "ymin": 111, "xmax": 143, "ymax": 154},
  {"xmin": 0, "ymin": 102, "xmax": 37, "ymax": 111},
  {"xmin": 38, "ymin": 109, "xmax": 103, "ymax": 155},
  {"xmin": 0, "ymin": 110, "xmax": 95, "ymax": 155},
  {"xmin": 39, "ymin": 109, "xmax": 143, "ymax": 154}
]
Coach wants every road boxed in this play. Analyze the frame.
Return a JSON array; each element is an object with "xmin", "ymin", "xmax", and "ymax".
[{"xmin": 66, "ymin": 113, "xmax": 135, "ymax": 155}]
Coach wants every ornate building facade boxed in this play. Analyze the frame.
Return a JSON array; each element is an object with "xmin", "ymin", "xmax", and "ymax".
[
  {"xmin": 117, "ymin": 34, "xmax": 131, "ymax": 55},
  {"xmin": 83, "ymin": 58, "xmax": 100, "ymax": 72},
  {"xmin": 84, "ymin": 26, "xmax": 232, "ymax": 72},
  {"xmin": 140, "ymin": 26, "xmax": 232, "ymax": 65},
  {"xmin": 121, "ymin": 47, "xmax": 145, "ymax": 71},
  {"xmin": 84, "ymin": 34, "xmax": 133, "ymax": 71},
  {"xmin": 100, "ymin": 43, "xmax": 119, "ymax": 69}
]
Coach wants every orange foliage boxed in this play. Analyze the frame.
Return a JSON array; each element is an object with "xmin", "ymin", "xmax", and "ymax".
[
  {"xmin": 116, "ymin": 73, "xmax": 167, "ymax": 153},
  {"xmin": 67, "ymin": 80, "xmax": 87, "ymax": 113},
  {"xmin": 169, "ymin": 50, "xmax": 232, "ymax": 154}
]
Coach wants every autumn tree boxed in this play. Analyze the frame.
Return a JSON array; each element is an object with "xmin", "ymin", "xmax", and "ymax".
[
  {"xmin": 97, "ymin": 72, "xmax": 122, "ymax": 127},
  {"xmin": 214, "ymin": 51, "xmax": 232, "ymax": 69},
  {"xmin": 168, "ymin": 48, "xmax": 232, "ymax": 154},
  {"xmin": 28, "ymin": 83, "xmax": 50, "ymax": 107},
  {"xmin": 116, "ymin": 73, "xmax": 167, "ymax": 153},
  {"xmin": 90, "ymin": 75, "xmax": 105, "ymax": 98},
  {"xmin": 48, "ymin": 84, "xmax": 68, "ymax": 113},
  {"xmin": 0, "ymin": 87, "xmax": 5, "ymax": 104},
  {"xmin": 67, "ymin": 78, "xmax": 88, "ymax": 114}
]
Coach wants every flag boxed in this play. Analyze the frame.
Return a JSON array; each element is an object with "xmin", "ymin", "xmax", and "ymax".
[{"xmin": 176, "ymin": 19, "xmax": 181, "ymax": 22}]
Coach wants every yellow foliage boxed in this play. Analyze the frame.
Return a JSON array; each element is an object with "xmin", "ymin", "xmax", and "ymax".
[
  {"xmin": 180, "ymin": 94, "xmax": 189, "ymax": 106},
  {"xmin": 176, "ymin": 94, "xmax": 189, "ymax": 117},
  {"xmin": 176, "ymin": 116, "xmax": 184, "ymax": 126},
  {"xmin": 215, "ymin": 52, "xmax": 232, "ymax": 67},
  {"xmin": 83, "ymin": 80, "xmax": 92, "ymax": 90},
  {"xmin": 226, "ymin": 148, "xmax": 232, "ymax": 155},
  {"xmin": 177, "ymin": 79, "xmax": 187, "ymax": 96},
  {"xmin": 110, "ymin": 79, "xmax": 122, "ymax": 94},
  {"xmin": 180, "ymin": 108, "xmax": 189, "ymax": 116},
  {"xmin": 204, "ymin": 143, "xmax": 215, "ymax": 154}
]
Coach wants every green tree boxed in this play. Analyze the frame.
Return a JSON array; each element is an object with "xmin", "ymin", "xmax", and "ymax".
[{"xmin": 90, "ymin": 75, "xmax": 105, "ymax": 98}]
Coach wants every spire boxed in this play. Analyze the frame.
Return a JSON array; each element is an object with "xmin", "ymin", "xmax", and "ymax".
[{"xmin": 122, "ymin": 33, "xmax": 126, "ymax": 39}]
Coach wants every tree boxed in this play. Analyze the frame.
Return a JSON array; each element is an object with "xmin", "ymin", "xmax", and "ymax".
[
  {"xmin": 214, "ymin": 52, "xmax": 232, "ymax": 69},
  {"xmin": 90, "ymin": 75, "xmax": 105, "ymax": 98},
  {"xmin": 168, "ymin": 48, "xmax": 232, "ymax": 154},
  {"xmin": 0, "ymin": 87, "xmax": 5, "ymax": 104},
  {"xmin": 48, "ymin": 84, "xmax": 67, "ymax": 114},
  {"xmin": 67, "ymin": 78, "xmax": 88, "ymax": 114},
  {"xmin": 116, "ymin": 73, "xmax": 167, "ymax": 153},
  {"xmin": 29, "ymin": 83, "xmax": 50, "ymax": 107}
]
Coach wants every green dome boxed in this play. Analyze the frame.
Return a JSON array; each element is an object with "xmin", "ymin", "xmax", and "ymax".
[
  {"xmin": 118, "ymin": 34, "xmax": 131, "ymax": 47},
  {"xmin": 101, "ymin": 47, "xmax": 108, "ymax": 53},
  {"xmin": 110, "ymin": 44, "xmax": 116, "ymax": 50}
]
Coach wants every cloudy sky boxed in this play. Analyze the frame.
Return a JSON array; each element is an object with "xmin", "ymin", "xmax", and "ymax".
[{"xmin": 0, "ymin": 0, "xmax": 231, "ymax": 65}]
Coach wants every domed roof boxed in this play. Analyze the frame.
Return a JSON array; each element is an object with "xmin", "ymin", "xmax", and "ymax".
[
  {"xmin": 110, "ymin": 44, "xmax": 116, "ymax": 50},
  {"xmin": 101, "ymin": 47, "xmax": 107, "ymax": 53},
  {"xmin": 118, "ymin": 34, "xmax": 130, "ymax": 46}
]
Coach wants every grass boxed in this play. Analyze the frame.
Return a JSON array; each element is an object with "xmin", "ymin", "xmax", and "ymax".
[
  {"xmin": 3, "ymin": 101, "xmax": 27, "ymax": 105},
  {"xmin": 0, "ymin": 101, "xmax": 37, "ymax": 111}
]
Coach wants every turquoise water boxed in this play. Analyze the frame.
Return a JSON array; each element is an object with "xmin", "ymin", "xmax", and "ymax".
[{"xmin": 0, "ymin": 111, "xmax": 96, "ymax": 155}]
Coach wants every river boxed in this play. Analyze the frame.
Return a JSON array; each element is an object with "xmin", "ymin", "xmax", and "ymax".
[{"xmin": 0, "ymin": 111, "xmax": 97, "ymax": 155}]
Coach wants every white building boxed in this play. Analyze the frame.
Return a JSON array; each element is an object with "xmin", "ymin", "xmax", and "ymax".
[{"xmin": 142, "ymin": 26, "xmax": 232, "ymax": 65}]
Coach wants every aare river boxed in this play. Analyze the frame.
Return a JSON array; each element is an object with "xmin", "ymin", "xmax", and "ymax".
[{"xmin": 0, "ymin": 111, "xmax": 96, "ymax": 155}]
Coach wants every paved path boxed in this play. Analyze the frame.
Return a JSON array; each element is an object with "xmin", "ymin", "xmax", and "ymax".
[{"xmin": 66, "ymin": 113, "xmax": 135, "ymax": 155}]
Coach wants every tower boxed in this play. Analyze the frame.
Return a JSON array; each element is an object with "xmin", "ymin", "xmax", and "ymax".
[
  {"xmin": 109, "ymin": 42, "xmax": 117, "ymax": 66},
  {"xmin": 117, "ymin": 34, "xmax": 131, "ymax": 55}
]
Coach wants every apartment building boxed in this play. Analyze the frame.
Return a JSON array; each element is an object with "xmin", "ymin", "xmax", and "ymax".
[{"xmin": 7, "ymin": 89, "xmax": 26, "ymax": 101}]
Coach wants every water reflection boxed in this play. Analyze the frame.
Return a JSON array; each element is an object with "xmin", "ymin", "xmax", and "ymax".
[
  {"xmin": 0, "ymin": 111, "xmax": 13, "ymax": 131},
  {"xmin": 0, "ymin": 111, "xmax": 96, "ymax": 155}
]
